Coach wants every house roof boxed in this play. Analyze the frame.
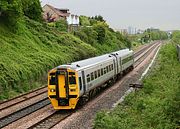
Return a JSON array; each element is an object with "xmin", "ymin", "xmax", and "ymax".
[
  {"xmin": 45, "ymin": 4, "xmax": 68, "ymax": 17},
  {"xmin": 55, "ymin": 8, "xmax": 69, "ymax": 12}
]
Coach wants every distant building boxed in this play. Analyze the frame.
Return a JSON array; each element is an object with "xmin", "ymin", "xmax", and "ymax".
[
  {"xmin": 137, "ymin": 29, "xmax": 144, "ymax": 34},
  {"xmin": 147, "ymin": 27, "xmax": 160, "ymax": 32},
  {"xmin": 42, "ymin": 4, "xmax": 79, "ymax": 31},
  {"xmin": 128, "ymin": 26, "xmax": 137, "ymax": 35},
  {"xmin": 119, "ymin": 29, "xmax": 128, "ymax": 35},
  {"xmin": 117, "ymin": 27, "xmax": 144, "ymax": 35}
]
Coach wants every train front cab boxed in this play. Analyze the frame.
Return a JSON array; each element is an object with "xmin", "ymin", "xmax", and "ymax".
[{"xmin": 48, "ymin": 68, "xmax": 79, "ymax": 109}]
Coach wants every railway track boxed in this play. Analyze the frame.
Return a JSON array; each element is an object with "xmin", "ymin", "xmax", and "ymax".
[
  {"xmin": 134, "ymin": 41, "xmax": 161, "ymax": 67},
  {"xmin": 0, "ymin": 98, "xmax": 50, "ymax": 128},
  {"xmin": 0, "ymin": 86, "xmax": 47, "ymax": 111},
  {"xmin": 0, "ymin": 41, "xmax": 161, "ymax": 129},
  {"xmin": 28, "ymin": 111, "xmax": 73, "ymax": 129}
]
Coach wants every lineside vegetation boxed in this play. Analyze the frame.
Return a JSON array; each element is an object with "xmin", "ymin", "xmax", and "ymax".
[{"xmin": 93, "ymin": 33, "xmax": 180, "ymax": 128}]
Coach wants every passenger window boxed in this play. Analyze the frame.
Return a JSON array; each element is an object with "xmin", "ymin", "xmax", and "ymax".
[
  {"xmin": 91, "ymin": 72, "xmax": 94, "ymax": 81},
  {"xmin": 69, "ymin": 76, "xmax": 76, "ymax": 84},
  {"xmin": 101, "ymin": 68, "xmax": 104, "ymax": 76},
  {"xmin": 98, "ymin": 69, "xmax": 101, "ymax": 77},
  {"xmin": 104, "ymin": 68, "xmax": 107, "ymax": 74},
  {"xmin": 111, "ymin": 64, "xmax": 114, "ymax": 70},
  {"xmin": 69, "ymin": 72, "xmax": 75, "ymax": 75},
  {"xmin": 49, "ymin": 76, "xmax": 56, "ymax": 85},
  {"xmin": 94, "ymin": 71, "xmax": 97, "ymax": 79},
  {"xmin": 87, "ymin": 74, "xmax": 90, "ymax": 83},
  {"xmin": 79, "ymin": 77, "xmax": 82, "ymax": 90},
  {"xmin": 106, "ymin": 66, "xmax": 109, "ymax": 73},
  {"xmin": 109, "ymin": 65, "xmax": 111, "ymax": 71}
]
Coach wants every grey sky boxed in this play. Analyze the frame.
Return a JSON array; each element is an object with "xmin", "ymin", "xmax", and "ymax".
[{"xmin": 41, "ymin": 0, "xmax": 180, "ymax": 30}]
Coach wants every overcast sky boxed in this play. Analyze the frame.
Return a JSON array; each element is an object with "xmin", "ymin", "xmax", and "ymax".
[{"xmin": 41, "ymin": 0, "xmax": 180, "ymax": 30}]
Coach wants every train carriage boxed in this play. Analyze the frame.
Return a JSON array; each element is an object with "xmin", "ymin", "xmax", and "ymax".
[{"xmin": 48, "ymin": 49, "xmax": 134, "ymax": 110}]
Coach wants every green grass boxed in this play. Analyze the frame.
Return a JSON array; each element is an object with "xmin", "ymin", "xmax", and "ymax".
[
  {"xmin": 0, "ymin": 18, "xmax": 98, "ymax": 100},
  {"xmin": 94, "ymin": 42, "xmax": 180, "ymax": 129}
]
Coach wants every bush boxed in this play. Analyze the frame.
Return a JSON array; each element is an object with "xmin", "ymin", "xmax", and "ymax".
[
  {"xmin": 79, "ymin": 15, "xmax": 90, "ymax": 26},
  {"xmin": 93, "ymin": 22, "xmax": 107, "ymax": 44},
  {"xmin": 172, "ymin": 31, "xmax": 180, "ymax": 45},
  {"xmin": 55, "ymin": 19, "xmax": 68, "ymax": 32}
]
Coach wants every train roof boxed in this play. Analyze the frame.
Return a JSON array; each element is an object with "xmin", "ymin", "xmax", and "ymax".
[
  {"xmin": 56, "ymin": 49, "xmax": 133, "ymax": 70},
  {"xmin": 111, "ymin": 49, "xmax": 133, "ymax": 57},
  {"xmin": 58, "ymin": 53, "xmax": 111, "ymax": 70}
]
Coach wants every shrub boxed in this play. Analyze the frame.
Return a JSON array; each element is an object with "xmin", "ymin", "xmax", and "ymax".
[{"xmin": 55, "ymin": 19, "xmax": 68, "ymax": 32}]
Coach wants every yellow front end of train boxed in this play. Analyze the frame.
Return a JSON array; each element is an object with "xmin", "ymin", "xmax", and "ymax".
[{"xmin": 48, "ymin": 68, "xmax": 79, "ymax": 109}]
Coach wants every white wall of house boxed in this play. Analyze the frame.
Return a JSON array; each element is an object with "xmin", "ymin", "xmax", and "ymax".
[{"xmin": 66, "ymin": 14, "xmax": 79, "ymax": 25}]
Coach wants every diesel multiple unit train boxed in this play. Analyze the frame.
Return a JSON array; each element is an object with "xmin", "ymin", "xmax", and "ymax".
[{"xmin": 48, "ymin": 49, "xmax": 134, "ymax": 109}]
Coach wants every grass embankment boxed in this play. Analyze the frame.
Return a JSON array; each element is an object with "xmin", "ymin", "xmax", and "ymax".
[
  {"xmin": 0, "ymin": 20, "xmax": 96, "ymax": 99},
  {"xmin": 0, "ymin": 18, "xmax": 127, "ymax": 100},
  {"xmin": 94, "ymin": 42, "xmax": 180, "ymax": 129}
]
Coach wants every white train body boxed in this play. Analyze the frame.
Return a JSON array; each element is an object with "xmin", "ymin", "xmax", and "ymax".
[{"xmin": 48, "ymin": 49, "xmax": 134, "ymax": 109}]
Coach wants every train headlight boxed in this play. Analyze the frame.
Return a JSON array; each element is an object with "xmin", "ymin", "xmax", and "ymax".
[{"xmin": 50, "ymin": 89, "xmax": 56, "ymax": 92}]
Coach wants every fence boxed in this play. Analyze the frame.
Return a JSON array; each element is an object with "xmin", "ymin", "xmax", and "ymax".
[{"xmin": 177, "ymin": 45, "xmax": 180, "ymax": 62}]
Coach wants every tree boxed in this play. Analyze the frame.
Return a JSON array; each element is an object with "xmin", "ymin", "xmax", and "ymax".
[
  {"xmin": 0, "ymin": 0, "xmax": 23, "ymax": 31},
  {"xmin": 22, "ymin": 0, "xmax": 42, "ymax": 22},
  {"xmin": 93, "ymin": 22, "xmax": 107, "ymax": 44},
  {"xmin": 93, "ymin": 15, "xmax": 106, "ymax": 22},
  {"xmin": 55, "ymin": 19, "xmax": 68, "ymax": 32},
  {"xmin": 79, "ymin": 16, "xmax": 90, "ymax": 26}
]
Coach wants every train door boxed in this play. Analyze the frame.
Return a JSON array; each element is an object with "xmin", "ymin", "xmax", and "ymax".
[
  {"xmin": 58, "ymin": 74, "xmax": 66, "ymax": 98},
  {"xmin": 113, "ymin": 59, "xmax": 117, "ymax": 77},
  {"xmin": 56, "ymin": 70, "xmax": 69, "ymax": 106},
  {"xmin": 78, "ymin": 71, "xmax": 84, "ymax": 96},
  {"xmin": 111, "ymin": 54, "xmax": 118, "ymax": 74}
]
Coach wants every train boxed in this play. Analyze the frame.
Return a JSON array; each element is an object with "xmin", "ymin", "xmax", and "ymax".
[{"xmin": 48, "ymin": 48, "xmax": 134, "ymax": 109}]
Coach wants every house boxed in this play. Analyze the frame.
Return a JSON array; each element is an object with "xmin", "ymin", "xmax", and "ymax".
[
  {"xmin": 43, "ymin": 4, "xmax": 69, "ymax": 22},
  {"xmin": 42, "ymin": 4, "xmax": 79, "ymax": 27}
]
